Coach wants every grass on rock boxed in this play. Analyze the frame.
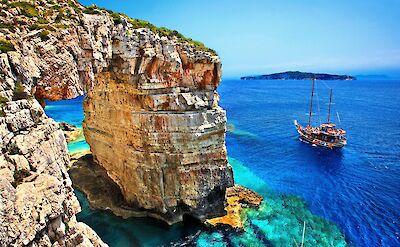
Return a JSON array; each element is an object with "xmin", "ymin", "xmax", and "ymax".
[
  {"xmin": 0, "ymin": 95, "xmax": 8, "ymax": 117},
  {"xmin": 9, "ymin": 1, "xmax": 38, "ymax": 18},
  {"xmin": 0, "ymin": 39, "xmax": 15, "ymax": 52}
]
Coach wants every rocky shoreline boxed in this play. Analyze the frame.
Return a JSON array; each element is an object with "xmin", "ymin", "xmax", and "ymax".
[
  {"xmin": 59, "ymin": 122, "xmax": 84, "ymax": 143},
  {"xmin": 205, "ymin": 185, "xmax": 263, "ymax": 229}
]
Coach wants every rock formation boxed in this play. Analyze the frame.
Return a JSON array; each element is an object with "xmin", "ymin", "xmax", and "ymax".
[
  {"xmin": 82, "ymin": 26, "xmax": 233, "ymax": 223},
  {"xmin": 1, "ymin": 0, "xmax": 233, "ymax": 244},
  {"xmin": 205, "ymin": 185, "xmax": 263, "ymax": 229},
  {"xmin": 60, "ymin": 122, "xmax": 84, "ymax": 143},
  {"xmin": 0, "ymin": 98, "xmax": 106, "ymax": 246}
]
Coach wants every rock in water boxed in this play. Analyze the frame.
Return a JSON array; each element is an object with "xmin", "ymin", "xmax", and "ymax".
[
  {"xmin": 205, "ymin": 185, "xmax": 263, "ymax": 229},
  {"xmin": 60, "ymin": 122, "xmax": 84, "ymax": 143},
  {"xmin": 82, "ymin": 26, "xmax": 234, "ymax": 223}
]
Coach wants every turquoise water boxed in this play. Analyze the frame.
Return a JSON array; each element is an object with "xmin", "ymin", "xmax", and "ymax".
[
  {"xmin": 45, "ymin": 96, "xmax": 89, "ymax": 154},
  {"xmin": 45, "ymin": 79, "xmax": 400, "ymax": 246},
  {"xmin": 196, "ymin": 158, "xmax": 347, "ymax": 247}
]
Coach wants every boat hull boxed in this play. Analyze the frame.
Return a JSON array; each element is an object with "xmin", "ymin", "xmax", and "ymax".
[{"xmin": 294, "ymin": 120, "xmax": 346, "ymax": 149}]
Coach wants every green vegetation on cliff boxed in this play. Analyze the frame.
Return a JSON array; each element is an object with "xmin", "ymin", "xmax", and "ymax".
[
  {"xmin": 2, "ymin": 0, "xmax": 217, "ymax": 55},
  {"xmin": 9, "ymin": 1, "xmax": 39, "ymax": 17},
  {"xmin": 39, "ymin": 30, "xmax": 50, "ymax": 41},
  {"xmin": 0, "ymin": 95, "xmax": 8, "ymax": 117},
  {"xmin": 82, "ymin": 5, "xmax": 101, "ymax": 15},
  {"xmin": 13, "ymin": 82, "xmax": 29, "ymax": 100},
  {"xmin": 85, "ymin": 4, "xmax": 217, "ymax": 55},
  {"xmin": 0, "ymin": 39, "xmax": 15, "ymax": 52}
]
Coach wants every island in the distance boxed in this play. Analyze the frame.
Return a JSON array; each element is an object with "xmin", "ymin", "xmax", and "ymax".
[{"xmin": 241, "ymin": 71, "xmax": 356, "ymax": 80}]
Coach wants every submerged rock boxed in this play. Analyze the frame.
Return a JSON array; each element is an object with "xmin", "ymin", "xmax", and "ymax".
[
  {"xmin": 206, "ymin": 185, "xmax": 263, "ymax": 229},
  {"xmin": 60, "ymin": 122, "xmax": 84, "ymax": 143}
]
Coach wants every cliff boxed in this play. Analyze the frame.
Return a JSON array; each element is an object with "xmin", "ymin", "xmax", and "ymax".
[
  {"xmin": 0, "ymin": 1, "xmax": 110, "ymax": 245},
  {"xmin": 241, "ymin": 71, "xmax": 356, "ymax": 80},
  {"xmin": 82, "ymin": 20, "xmax": 233, "ymax": 223},
  {"xmin": 1, "ymin": 0, "xmax": 233, "ymax": 243},
  {"xmin": 0, "ymin": 99, "xmax": 106, "ymax": 246}
]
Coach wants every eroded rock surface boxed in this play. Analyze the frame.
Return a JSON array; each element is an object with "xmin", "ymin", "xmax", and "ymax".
[
  {"xmin": 69, "ymin": 154, "xmax": 167, "ymax": 221},
  {"xmin": 82, "ymin": 29, "xmax": 234, "ymax": 222},
  {"xmin": 0, "ymin": 99, "xmax": 106, "ymax": 246},
  {"xmin": 206, "ymin": 185, "xmax": 263, "ymax": 229}
]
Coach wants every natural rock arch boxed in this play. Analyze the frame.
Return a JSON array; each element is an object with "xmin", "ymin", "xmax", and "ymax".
[{"xmin": 0, "ymin": 3, "xmax": 233, "ymax": 241}]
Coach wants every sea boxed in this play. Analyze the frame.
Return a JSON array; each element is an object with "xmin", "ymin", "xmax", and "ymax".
[{"xmin": 44, "ymin": 79, "xmax": 400, "ymax": 247}]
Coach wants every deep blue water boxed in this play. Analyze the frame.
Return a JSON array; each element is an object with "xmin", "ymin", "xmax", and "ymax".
[
  {"xmin": 45, "ymin": 79, "xmax": 400, "ymax": 246},
  {"xmin": 219, "ymin": 79, "xmax": 400, "ymax": 246}
]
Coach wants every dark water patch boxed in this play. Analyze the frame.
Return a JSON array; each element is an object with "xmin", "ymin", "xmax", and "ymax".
[{"xmin": 75, "ymin": 189, "xmax": 204, "ymax": 247}]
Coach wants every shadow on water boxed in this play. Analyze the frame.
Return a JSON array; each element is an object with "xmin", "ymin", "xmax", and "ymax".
[{"xmin": 75, "ymin": 189, "xmax": 205, "ymax": 247}]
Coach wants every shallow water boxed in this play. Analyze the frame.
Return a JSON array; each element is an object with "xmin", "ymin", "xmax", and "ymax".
[
  {"xmin": 44, "ymin": 96, "xmax": 89, "ymax": 154},
  {"xmin": 45, "ymin": 79, "xmax": 400, "ymax": 246}
]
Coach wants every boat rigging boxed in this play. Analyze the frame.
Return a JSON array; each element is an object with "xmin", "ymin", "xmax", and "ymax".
[{"xmin": 294, "ymin": 78, "xmax": 347, "ymax": 148}]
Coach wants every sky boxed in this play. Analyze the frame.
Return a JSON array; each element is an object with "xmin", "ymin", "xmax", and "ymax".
[{"xmin": 80, "ymin": 0, "xmax": 400, "ymax": 78}]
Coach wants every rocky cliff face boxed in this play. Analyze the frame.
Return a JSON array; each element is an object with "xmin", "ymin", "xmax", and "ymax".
[
  {"xmin": 0, "ymin": 97, "xmax": 106, "ymax": 246},
  {"xmin": 1, "ymin": 2, "xmax": 233, "ymax": 242},
  {"xmin": 1, "ymin": 1, "xmax": 110, "ymax": 245},
  {"xmin": 82, "ymin": 25, "xmax": 233, "ymax": 223}
]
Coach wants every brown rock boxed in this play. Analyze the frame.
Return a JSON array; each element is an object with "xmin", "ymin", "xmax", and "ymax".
[
  {"xmin": 60, "ymin": 122, "xmax": 84, "ymax": 143},
  {"xmin": 82, "ymin": 41, "xmax": 233, "ymax": 221},
  {"xmin": 205, "ymin": 185, "xmax": 263, "ymax": 229}
]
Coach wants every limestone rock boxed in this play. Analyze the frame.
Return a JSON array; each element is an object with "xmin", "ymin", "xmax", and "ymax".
[
  {"xmin": 1, "ymin": 1, "xmax": 108, "ymax": 241},
  {"xmin": 0, "ymin": 99, "xmax": 107, "ymax": 246},
  {"xmin": 60, "ymin": 122, "xmax": 84, "ymax": 143},
  {"xmin": 82, "ymin": 28, "xmax": 233, "ymax": 222},
  {"xmin": 205, "ymin": 185, "xmax": 263, "ymax": 229}
]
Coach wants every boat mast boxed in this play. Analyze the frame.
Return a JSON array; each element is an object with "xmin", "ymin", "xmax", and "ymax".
[
  {"xmin": 327, "ymin": 88, "xmax": 332, "ymax": 123},
  {"xmin": 308, "ymin": 78, "xmax": 315, "ymax": 127}
]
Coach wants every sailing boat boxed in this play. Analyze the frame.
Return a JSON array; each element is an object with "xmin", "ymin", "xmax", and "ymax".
[{"xmin": 294, "ymin": 78, "xmax": 347, "ymax": 148}]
